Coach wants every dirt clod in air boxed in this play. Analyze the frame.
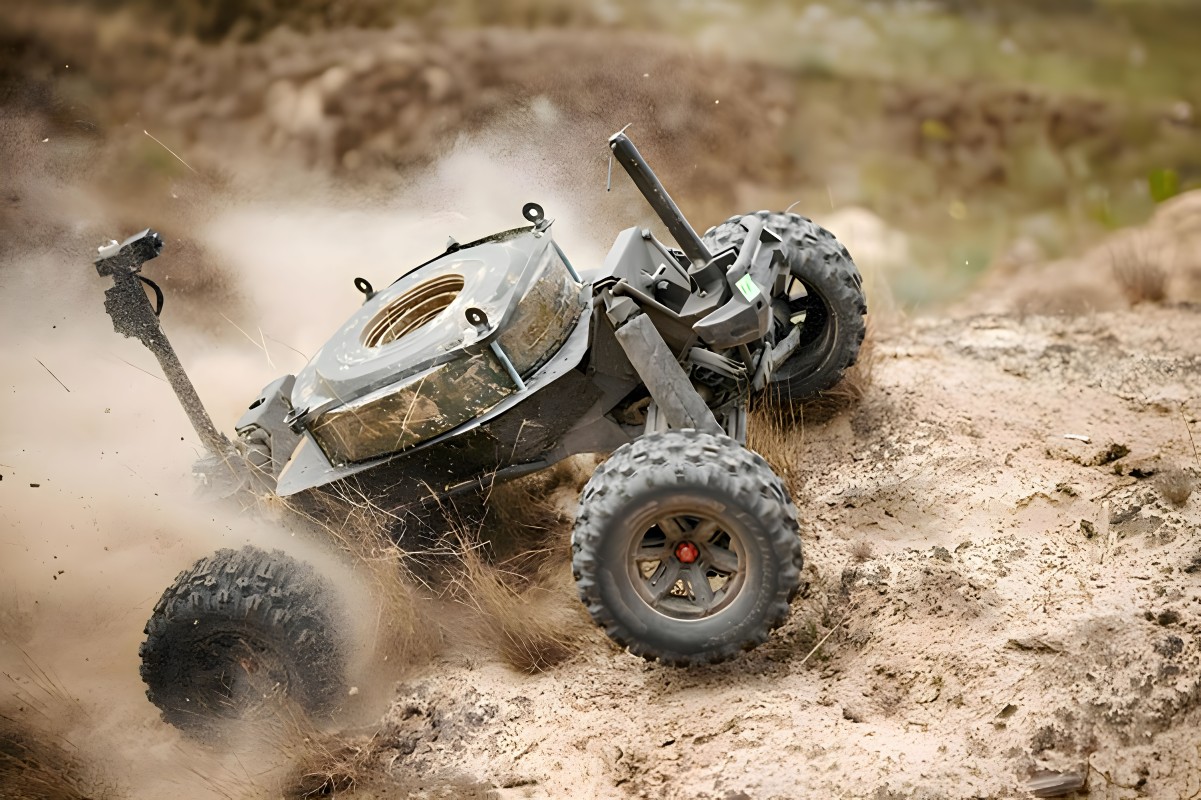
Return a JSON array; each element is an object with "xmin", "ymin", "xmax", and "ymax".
[{"xmin": 1154, "ymin": 465, "xmax": 1194, "ymax": 506}]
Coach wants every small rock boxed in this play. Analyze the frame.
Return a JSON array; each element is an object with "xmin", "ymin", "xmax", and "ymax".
[
  {"xmin": 1110, "ymin": 504, "xmax": 1142, "ymax": 526},
  {"xmin": 291, "ymin": 81, "xmax": 325, "ymax": 134},
  {"xmin": 1046, "ymin": 439, "xmax": 1130, "ymax": 467},
  {"xmin": 318, "ymin": 65, "xmax": 351, "ymax": 97},
  {"xmin": 1097, "ymin": 442, "xmax": 1131, "ymax": 466},
  {"xmin": 1007, "ymin": 637, "xmax": 1063, "ymax": 653},
  {"xmin": 1028, "ymin": 770, "xmax": 1086, "ymax": 798},
  {"xmin": 1155, "ymin": 635, "xmax": 1184, "ymax": 657}
]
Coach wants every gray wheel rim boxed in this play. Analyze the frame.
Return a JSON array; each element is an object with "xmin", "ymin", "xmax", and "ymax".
[{"xmin": 623, "ymin": 500, "xmax": 747, "ymax": 620}]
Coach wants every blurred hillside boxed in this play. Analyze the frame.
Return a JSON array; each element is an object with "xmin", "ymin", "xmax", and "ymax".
[{"xmin": 2, "ymin": 0, "xmax": 1199, "ymax": 304}]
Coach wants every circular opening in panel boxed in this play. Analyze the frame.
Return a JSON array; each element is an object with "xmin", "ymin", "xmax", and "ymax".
[{"xmin": 362, "ymin": 274, "xmax": 464, "ymax": 347}]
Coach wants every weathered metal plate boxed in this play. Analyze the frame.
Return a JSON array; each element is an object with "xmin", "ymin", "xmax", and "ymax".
[
  {"xmin": 304, "ymin": 233, "xmax": 582, "ymax": 465},
  {"xmin": 499, "ymin": 244, "xmax": 582, "ymax": 376},
  {"xmin": 310, "ymin": 351, "xmax": 515, "ymax": 465}
]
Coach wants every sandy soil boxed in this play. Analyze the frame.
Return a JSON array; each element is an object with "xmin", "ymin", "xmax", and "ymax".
[
  {"xmin": 323, "ymin": 306, "xmax": 1200, "ymax": 800},
  {"xmin": 2, "ymin": 12, "xmax": 1200, "ymax": 796},
  {"xmin": 9, "ymin": 262, "xmax": 1199, "ymax": 799}
]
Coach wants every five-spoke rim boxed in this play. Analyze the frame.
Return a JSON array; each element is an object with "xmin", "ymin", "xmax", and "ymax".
[{"xmin": 625, "ymin": 511, "xmax": 746, "ymax": 620}]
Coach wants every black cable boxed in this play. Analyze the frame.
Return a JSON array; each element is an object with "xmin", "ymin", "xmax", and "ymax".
[{"xmin": 137, "ymin": 275, "xmax": 165, "ymax": 316}]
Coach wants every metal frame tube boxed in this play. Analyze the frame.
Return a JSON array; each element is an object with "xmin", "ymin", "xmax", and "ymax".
[{"xmin": 608, "ymin": 132, "xmax": 713, "ymax": 267}]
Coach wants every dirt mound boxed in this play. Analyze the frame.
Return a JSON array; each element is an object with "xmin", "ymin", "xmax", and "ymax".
[
  {"xmin": 146, "ymin": 25, "xmax": 793, "ymax": 191},
  {"xmin": 268, "ymin": 308, "xmax": 1199, "ymax": 799},
  {"xmin": 1, "ymin": 6, "xmax": 793, "ymax": 204},
  {"xmin": 970, "ymin": 189, "xmax": 1201, "ymax": 316}
]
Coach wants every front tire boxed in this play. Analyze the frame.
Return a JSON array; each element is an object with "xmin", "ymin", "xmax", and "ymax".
[
  {"xmin": 140, "ymin": 546, "xmax": 348, "ymax": 737},
  {"xmin": 703, "ymin": 211, "xmax": 867, "ymax": 402},
  {"xmin": 571, "ymin": 430, "xmax": 802, "ymax": 666}
]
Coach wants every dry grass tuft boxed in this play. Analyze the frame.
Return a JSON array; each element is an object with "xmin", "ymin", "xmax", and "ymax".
[
  {"xmin": 749, "ymin": 320, "xmax": 876, "ymax": 495},
  {"xmin": 283, "ymin": 730, "xmax": 381, "ymax": 799},
  {"xmin": 482, "ymin": 468, "xmax": 576, "ymax": 565},
  {"xmin": 772, "ymin": 318, "xmax": 876, "ymax": 419},
  {"xmin": 849, "ymin": 540, "xmax": 876, "ymax": 563},
  {"xmin": 278, "ymin": 457, "xmax": 593, "ymax": 677},
  {"xmin": 449, "ymin": 540, "xmax": 584, "ymax": 675},
  {"xmin": 283, "ymin": 485, "xmax": 445, "ymax": 674},
  {"xmin": 815, "ymin": 321, "xmax": 877, "ymax": 411},
  {"xmin": 747, "ymin": 400, "xmax": 805, "ymax": 497},
  {"xmin": 1111, "ymin": 238, "xmax": 1169, "ymax": 305},
  {"xmin": 434, "ymin": 461, "xmax": 593, "ymax": 674},
  {"xmin": 0, "ymin": 719, "xmax": 113, "ymax": 800},
  {"xmin": 233, "ymin": 701, "xmax": 383, "ymax": 800},
  {"xmin": 1155, "ymin": 465, "xmax": 1194, "ymax": 507}
]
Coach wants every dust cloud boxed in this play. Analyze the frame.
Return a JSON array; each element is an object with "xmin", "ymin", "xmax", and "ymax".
[{"xmin": 0, "ymin": 111, "xmax": 616, "ymax": 797}]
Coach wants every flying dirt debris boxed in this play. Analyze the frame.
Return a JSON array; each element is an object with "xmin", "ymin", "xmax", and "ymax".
[{"xmin": 88, "ymin": 131, "xmax": 866, "ymax": 735}]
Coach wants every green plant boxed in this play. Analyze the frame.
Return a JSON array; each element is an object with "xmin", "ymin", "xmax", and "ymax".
[{"xmin": 1148, "ymin": 168, "xmax": 1181, "ymax": 203}]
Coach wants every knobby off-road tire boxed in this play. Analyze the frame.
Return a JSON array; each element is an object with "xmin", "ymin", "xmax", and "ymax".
[
  {"xmin": 140, "ymin": 546, "xmax": 348, "ymax": 738},
  {"xmin": 703, "ymin": 211, "xmax": 867, "ymax": 402},
  {"xmin": 572, "ymin": 430, "xmax": 802, "ymax": 666}
]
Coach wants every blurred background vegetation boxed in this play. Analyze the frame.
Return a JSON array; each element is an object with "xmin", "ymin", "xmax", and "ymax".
[{"xmin": 3, "ymin": 0, "xmax": 1199, "ymax": 306}]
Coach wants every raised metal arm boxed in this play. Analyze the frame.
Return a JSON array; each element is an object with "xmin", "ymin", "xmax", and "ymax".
[
  {"xmin": 94, "ymin": 230, "xmax": 234, "ymax": 459},
  {"xmin": 608, "ymin": 131, "xmax": 713, "ymax": 267}
]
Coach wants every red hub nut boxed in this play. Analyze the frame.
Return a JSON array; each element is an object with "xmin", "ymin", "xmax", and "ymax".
[{"xmin": 674, "ymin": 541, "xmax": 700, "ymax": 564}]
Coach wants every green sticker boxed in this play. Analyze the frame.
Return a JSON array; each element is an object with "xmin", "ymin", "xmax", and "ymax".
[{"xmin": 736, "ymin": 274, "xmax": 760, "ymax": 301}]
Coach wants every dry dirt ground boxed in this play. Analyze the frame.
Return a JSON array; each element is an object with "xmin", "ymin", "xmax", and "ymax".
[
  {"xmin": 330, "ymin": 308, "xmax": 1201, "ymax": 800},
  {"xmin": 3, "ymin": 261, "xmax": 1199, "ymax": 799},
  {"xmin": 1, "ymin": 14, "xmax": 1200, "ymax": 795}
]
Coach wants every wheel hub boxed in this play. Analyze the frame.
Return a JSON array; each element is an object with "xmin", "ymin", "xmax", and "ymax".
[
  {"xmin": 625, "ymin": 509, "xmax": 747, "ymax": 620},
  {"xmin": 674, "ymin": 541, "xmax": 700, "ymax": 564}
]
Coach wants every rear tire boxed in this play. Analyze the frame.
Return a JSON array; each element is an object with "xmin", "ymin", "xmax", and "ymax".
[
  {"xmin": 703, "ymin": 211, "xmax": 867, "ymax": 402},
  {"xmin": 571, "ymin": 430, "xmax": 801, "ymax": 666},
  {"xmin": 140, "ymin": 546, "xmax": 348, "ymax": 738}
]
